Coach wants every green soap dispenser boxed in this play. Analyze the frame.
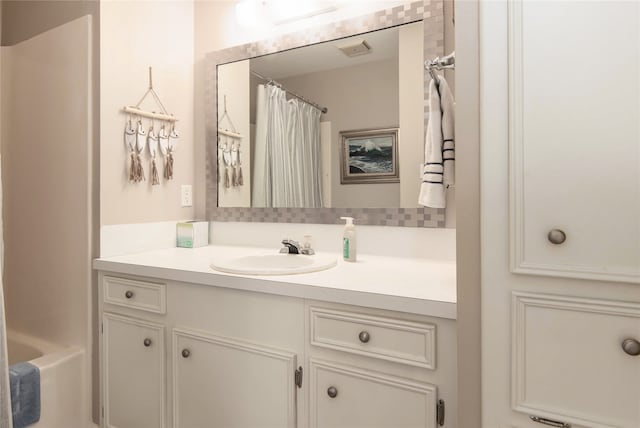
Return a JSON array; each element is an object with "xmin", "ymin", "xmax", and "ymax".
[{"xmin": 340, "ymin": 217, "xmax": 357, "ymax": 262}]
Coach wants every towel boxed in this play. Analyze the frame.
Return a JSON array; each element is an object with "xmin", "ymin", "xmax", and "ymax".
[
  {"xmin": 419, "ymin": 76, "xmax": 455, "ymax": 208},
  {"xmin": 9, "ymin": 362, "xmax": 40, "ymax": 428}
]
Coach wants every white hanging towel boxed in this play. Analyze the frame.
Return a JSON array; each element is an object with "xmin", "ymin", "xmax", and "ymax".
[{"xmin": 418, "ymin": 77, "xmax": 455, "ymax": 208}]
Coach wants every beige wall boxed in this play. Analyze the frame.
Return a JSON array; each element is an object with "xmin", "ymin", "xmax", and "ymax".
[
  {"xmin": 279, "ymin": 59, "xmax": 400, "ymax": 208},
  {"xmin": 100, "ymin": 0, "xmax": 194, "ymax": 225},
  {"xmin": 218, "ymin": 59, "xmax": 251, "ymax": 207},
  {"xmin": 1, "ymin": 0, "xmax": 98, "ymax": 46},
  {"xmin": 1, "ymin": 16, "xmax": 93, "ymax": 425}
]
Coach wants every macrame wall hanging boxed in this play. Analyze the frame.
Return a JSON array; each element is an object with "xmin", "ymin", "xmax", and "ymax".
[
  {"xmin": 123, "ymin": 67, "xmax": 179, "ymax": 185},
  {"xmin": 217, "ymin": 95, "xmax": 244, "ymax": 189}
]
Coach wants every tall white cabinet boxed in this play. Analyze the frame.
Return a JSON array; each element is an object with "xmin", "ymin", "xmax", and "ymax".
[{"xmin": 481, "ymin": 1, "xmax": 640, "ymax": 427}]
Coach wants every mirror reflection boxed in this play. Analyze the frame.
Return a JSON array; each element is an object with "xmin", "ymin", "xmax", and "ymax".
[{"xmin": 217, "ymin": 22, "xmax": 425, "ymax": 209}]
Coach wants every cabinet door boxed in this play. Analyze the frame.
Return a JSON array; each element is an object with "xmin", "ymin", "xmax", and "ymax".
[
  {"xmin": 172, "ymin": 328, "xmax": 297, "ymax": 428},
  {"xmin": 102, "ymin": 313, "xmax": 165, "ymax": 428},
  {"xmin": 513, "ymin": 292, "xmax": 640, "ymax": 427},
  {"xmin": 509, "ymin": 0, "xmax": 640, "ymax": 283},
  {"xmin": 309, "ymin": 359, "xmax": 438, "ymax": 428}
]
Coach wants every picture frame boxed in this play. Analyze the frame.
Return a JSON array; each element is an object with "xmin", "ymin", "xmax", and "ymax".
[{"xmin": 340, "ymin": 127, "xmax": 400, "ymax": 184}]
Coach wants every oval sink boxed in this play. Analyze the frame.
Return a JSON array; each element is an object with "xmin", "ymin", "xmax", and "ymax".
[{"xmin": 211, "ymin": 253, "xmax": 337, "ymax": 276}]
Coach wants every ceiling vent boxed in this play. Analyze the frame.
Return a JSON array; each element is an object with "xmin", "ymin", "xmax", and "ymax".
[{"xmin": 337, "ymin": 39, "xmax": 371, "ymax": 57}]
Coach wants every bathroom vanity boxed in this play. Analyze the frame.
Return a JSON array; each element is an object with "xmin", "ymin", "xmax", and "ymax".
[{"xmin": 95, "ymin": 245, "xmax": 457, "ymax": 428}]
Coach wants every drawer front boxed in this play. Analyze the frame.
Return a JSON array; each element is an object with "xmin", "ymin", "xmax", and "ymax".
[
  {"xmin": 310, "ymin": 306, "xmax": 436, "ymax": 369},
  {"xmin": 103, "ymin": 276, "xmax": 166, "ymax": 314},
  {"xmin": 309, "ymin": 358, "xmax": 437, "ymax": 428}
]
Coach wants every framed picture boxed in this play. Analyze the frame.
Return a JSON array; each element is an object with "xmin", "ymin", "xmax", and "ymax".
[{"xmin": 340, "ymin": 127, "xmax": 399, "ymax": 184}]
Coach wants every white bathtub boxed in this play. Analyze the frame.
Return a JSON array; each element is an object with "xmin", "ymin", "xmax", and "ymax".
[{"xmin": 7, "ymin": 330, "xmax": 85, "ymax": 428}]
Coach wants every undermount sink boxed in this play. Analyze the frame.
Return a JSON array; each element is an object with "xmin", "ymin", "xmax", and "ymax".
[{"xmin": 211, "ymin": 253, "xmax": 337, "ymax": 276}]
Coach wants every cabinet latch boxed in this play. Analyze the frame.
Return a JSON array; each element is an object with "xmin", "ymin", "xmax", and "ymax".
[
  {"xmin": 295, "ymin": 366, "xmax": 303, "ymax": 388},
  {"xmin": 436, "ymin": 399, "xmax": 445, "ymax": 426}
]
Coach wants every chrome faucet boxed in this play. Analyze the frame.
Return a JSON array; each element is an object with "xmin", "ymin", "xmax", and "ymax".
[{"xmin": 280, "ymin": 239, "xmax": 315, "ymax": 255}]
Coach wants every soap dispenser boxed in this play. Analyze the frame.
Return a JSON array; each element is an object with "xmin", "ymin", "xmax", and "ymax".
[{"xmin": 340, "ymin": 217, "xmax": 357, "ymax": 262}]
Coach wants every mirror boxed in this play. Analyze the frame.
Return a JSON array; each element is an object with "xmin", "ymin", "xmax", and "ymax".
[
  {"xmin": 205, "ymin": 1, "xmax": 444, "ymax": 227},
  {"xmin": 216, "ymin": 22, "xmax": 426, "ymax": 209}
]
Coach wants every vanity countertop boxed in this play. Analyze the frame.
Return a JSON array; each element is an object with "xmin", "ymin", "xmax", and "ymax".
[{"xmin": 93, "ymin": 245, "xmax": 457, "ymax": 319}]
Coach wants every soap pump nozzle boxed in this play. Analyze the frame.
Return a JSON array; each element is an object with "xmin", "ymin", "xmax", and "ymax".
[{"xmin": 340, "ymin": 216, "xmax": 354, "ymax": 226}]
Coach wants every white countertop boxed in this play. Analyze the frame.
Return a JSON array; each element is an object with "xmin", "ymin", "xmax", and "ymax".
[{"xmin": 93, "ymin": 245, "xmax": 457, "ymax": 319}]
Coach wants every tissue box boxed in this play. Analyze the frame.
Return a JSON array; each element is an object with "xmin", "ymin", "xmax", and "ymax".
[{"xmin": 176, "ymin": 221, "xmax": 209, "ymax": 248}]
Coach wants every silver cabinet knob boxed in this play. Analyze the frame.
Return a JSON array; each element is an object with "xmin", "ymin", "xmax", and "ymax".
[
  {"xmin": 327, "ymin": 386, "xmax": 338, "ymax": 398},
  {"xmin": 547, "ymin": 229, "xmax": 566, "ymax": 245},
  {"xmin": 125, "ymin": 290, "xmax": 134, "ymax": 299},
  {"xmin": 622, "ymin": 338, "xmax": 640, "ymax": 356},
  {"xmin": 181, "ymin": 349, "xmax": 191, "ymax": 358},
  {"xmin": 143, "ymin": 338, "xmax": 152, "ymax": 347},
  {"xmin": 358, "ymin": 331, "xmax": 370, "ymax": 343}
]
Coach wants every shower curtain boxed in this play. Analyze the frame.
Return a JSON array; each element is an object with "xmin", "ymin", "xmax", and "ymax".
[
  {"xmin": 252, "ymin": 84, "xmax": 323, "ymax": 208},
  {"xmin": 0, "ymin": 156, "xmax": 12, "ymax": 428}
]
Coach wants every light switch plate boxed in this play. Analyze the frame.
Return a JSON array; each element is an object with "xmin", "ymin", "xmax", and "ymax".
[{"xmin": 181, "ymin": 185, "xmax": 193, "ymax": 207}]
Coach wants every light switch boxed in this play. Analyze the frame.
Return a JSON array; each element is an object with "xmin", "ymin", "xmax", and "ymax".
[{"xmin": 181, "ymin": 185, "xmax": 193, "ymax": 207}]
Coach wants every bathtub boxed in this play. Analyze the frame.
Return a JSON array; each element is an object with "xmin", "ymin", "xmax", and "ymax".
[{"xmin": 7, "ymin": 330, "xmax": 85, "ymax": 428}]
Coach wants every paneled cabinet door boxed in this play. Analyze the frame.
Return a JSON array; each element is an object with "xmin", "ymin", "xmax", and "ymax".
[
  {"xmin": 513, "ymin": 293, "xmax": 640, "ymax": 427},
  {"xmin": 309, "ymin": 359, "xmax": 438, "ymax": 428},
  {"xmin": 102, "ymin": 313, "xmax": 165, "ymax": 428},
  {"xmin": 172, "ymin": 329, "xmax": 298, "ymax": 428},
  {"xmin": 509, "ymin": 0, "xmax": 640, "ymax": 283}
]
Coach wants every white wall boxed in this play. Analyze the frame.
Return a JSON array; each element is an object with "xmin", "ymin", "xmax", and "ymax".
[
  {"xmin": 100, "ymin": 0, "xmax": 195, "ymax": 226},
  {"xmin": 218, "ymin": 59, "xmax": 251, "ymax": 207},
  {"xmin": 1, "ymin": 16, "xmax": 92, "ymax": 426},
  {"xmin": 398, "ymin": 21, "xmax": 425, "ymax": 208}
]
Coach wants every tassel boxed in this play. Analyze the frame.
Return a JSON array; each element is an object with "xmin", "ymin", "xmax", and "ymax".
[
  {"xmin": 224, "ymin": 167, "xmax": 230, "ymax": 188},
  {"xmin": 164, "ymin": 151, "xmax": 174, "ymax": 180},
  {"xmin": 231, "ymin": 166, "xmax": 237, "ymax": 187},
  {"xmin": 129, "ymin": 152, "xmax": 136, "ymax": 182},
  {"xmin": 237, "ymin": 165, "xmax": 243, "ymax": 186},
  {"xmin": 151, "ymin": 159, "xmax": 160, "ymax": 185},
  {"xmin": 136, "ymin": 153, "xmax": 145, "ymax": 182}
]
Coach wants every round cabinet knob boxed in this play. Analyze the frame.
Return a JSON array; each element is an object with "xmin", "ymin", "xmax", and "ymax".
[
  {"xmin": 327, "ymin": 386, "xmax": 338, "ymax": 398},
  {"xmin": 358, "ymin": 331, "xmax": 370, "ymax": 343},
  {"xmin": 143, "ymin": 338, "xmax": 152, "ymax": 347},
  {"xmin": 547, "ymin": 229, "xmax": 567, "ymax": 245},
  {"xmin": 125, "ymin": 290, "xmax": 134, "ymax": 299},
  {"xmin": 622, "ymin": 338, "xmax": 640, "ymax": 356},
  {"xmin": 181, "ymin": 349, "xmax": 191, "ymax": 358}
]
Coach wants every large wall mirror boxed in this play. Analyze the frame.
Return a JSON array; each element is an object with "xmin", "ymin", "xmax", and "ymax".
[{"xmin": 205, "ymin": 0, "xmax": 447, "ymax": 227}]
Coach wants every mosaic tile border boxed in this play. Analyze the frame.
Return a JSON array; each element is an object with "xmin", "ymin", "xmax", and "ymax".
[{"xmin": 205, "ymin": 0, "xmax": 446, "ymax": 228}]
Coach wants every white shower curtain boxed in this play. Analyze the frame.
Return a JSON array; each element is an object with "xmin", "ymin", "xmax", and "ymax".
[
  {"xmin": 0, "ymin": 156, "xmax": 12, "ymax": 428},
  {"xmin": 252, "ymin": 84, "xmax": 323, "ymax": 208}
]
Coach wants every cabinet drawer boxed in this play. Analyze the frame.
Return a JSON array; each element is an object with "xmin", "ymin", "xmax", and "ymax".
[
  {"xmin": 103, "ymin": 276, "xmax": 166, "ymax": 314},
  {"xmin": 309, "ymin": 358, "xmax": 438, "ymax": 428},
  {"xmin": 310, "ymin": 306, "xmax": 436, "ymax": 369}
]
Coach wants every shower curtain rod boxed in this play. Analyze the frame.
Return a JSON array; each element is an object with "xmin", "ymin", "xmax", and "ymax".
[{"xmin": 250, "ymin": 70, "xmax": 328, "ymax": 114}]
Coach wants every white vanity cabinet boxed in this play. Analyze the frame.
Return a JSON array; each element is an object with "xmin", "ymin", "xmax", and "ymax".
[{"xmin": 98, "ymin": 271, "xmax": 456, "ymax": 428}]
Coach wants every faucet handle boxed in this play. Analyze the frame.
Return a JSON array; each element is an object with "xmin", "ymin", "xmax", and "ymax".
[{"xmin": 281, "ymin": 239, "xmax": 301, "ymax": 254}]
